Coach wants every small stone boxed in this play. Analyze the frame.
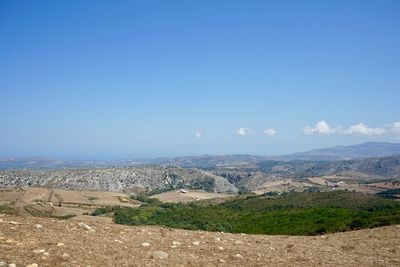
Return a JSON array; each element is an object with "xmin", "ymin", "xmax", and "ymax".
[
  {"xmin": 192, "ymin": 241, "xmax": 200, "ymax": 246},
  {"xmin": 35, "ymin": 224, "xmax": 43, "ymax": 230},
  {"xmin": 0, "ymin": 261, "xmax": 6, "ymax": 267},
  {"xmin": 214, "ymin": 237, "xmax": 221, "ymax": 242},
  {"xmin": 141, "ymin": 242, "xmax": 150, "ymax": 247},
  {"xmin": 26, "ymin": 264, "xmax": 38, "ymax": 267},
  {"xmin": 62, "ymin": 253, "xmax": 69, "ymax": 259},
  {"xmin": 217, "ymin": 246, "xmax": 224, "ymax": 251},
  {"xmin": 172, "ymin": 241, "xmax": 181, "ymax": 246},
  {"xmin": 218, "ymin": 259, "xmax": 226, "ymax": 263},
  {"xmin": 57, "ymin": 242, "xmax": 65, "ymax": 247},
  {"xmin": 33, "ymin": 249, "xmax": 46, "ymax": 254},
  {"xmin": 43, "ymin": 252, "xmax": 49, "ymax": 257},
  {"xmin": 8, "ymin": 264, "xmax": 16, "ymax": 267},
  {"xmin": 78, "ymin": 223, "xmax": 95, "ymax": 232},
  {"xmin": 152, "ymin": 250, "xmax": 168, "ymax": 260},
  {"xmin": 234, "ymin": 254, "xmax": 244, "ymax": 259},
  {"xmin": 234, "ymin": 240, "xmax": 244, "ymax": 245}
]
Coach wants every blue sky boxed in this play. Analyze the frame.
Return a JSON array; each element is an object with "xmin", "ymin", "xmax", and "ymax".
[{"xmin": 0, "ymin": 0, "xmax": 399, "ymax": 159}]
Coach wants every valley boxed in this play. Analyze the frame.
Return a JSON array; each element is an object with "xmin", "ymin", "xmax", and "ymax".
[{"xmin": 1, "ymin": 143, "xmax": 400, "ymax": 266}]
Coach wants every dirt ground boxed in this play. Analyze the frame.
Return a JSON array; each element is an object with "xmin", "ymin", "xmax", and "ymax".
[
  {"xmin": 253, "ymin": 178, "xmax": 317, "ymax": 194},
  {"xmin": 0, "ymin": 213, "xmax": 399, "ymax": 267},
  {"xmin": 150, "ymin": 190, "xmax": 230, "ymax": 203},
  {"xmin": 0, "ymin": 187, "xmax": 139, "ymax": 218},
  {"xmin": 308, "ymin": 177, "xmax": 400, "ymax": 195}
]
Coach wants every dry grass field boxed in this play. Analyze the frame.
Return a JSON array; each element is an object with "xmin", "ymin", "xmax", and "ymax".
[
  {"xmin": 149, "ymin": 190, "xmax": 231, "ymax": 203},
  {"xmin": 0, "ymin": 187, "xmax": 139, "ymax": 218},
  {"xmin": 253, "ymin": 178, "xmax": 317, "ymax": 195}
]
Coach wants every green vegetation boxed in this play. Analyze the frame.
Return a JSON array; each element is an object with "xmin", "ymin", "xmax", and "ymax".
[
  {"xmin": 130, "ymin": 193, "xmax": 162, "ymax": 205},
  {"xmin": 147, "ymin": 188, "xmax": 171, "ymax": 196},
  {"xmin": 237, "ymin": 186, "xmax": 252, "ymax": 195},
  {"xmin": 376, "ymin": 188, "xmax": 400, "ymax": 199},
  {"xmin": 112, "ymin": 191, "xmax": 400, "ymax": 236},
  {"xmin": 51, "ymin": 214, "xmax": 76, "ymax": 220},
  {"xmin": 190, "ymin": 177, "xmax": 216, "ymax": 192},
  {"xmin": 91, "ymin": 205, "xmax": 121, "ymax": 216},
  {"xmin": 0, "ymin": 205, "xmax": 18, "ymax": 215}
]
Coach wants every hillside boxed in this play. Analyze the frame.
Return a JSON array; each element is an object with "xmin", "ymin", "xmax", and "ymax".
[
  {"xmin": 0, "ymin": 213, "xmax": 399, "ymax": 267},
  {"xmin": 110, "ymin": 191, "xmax": 400, "ymax": 235},
  {"xmin": 294, "ymin": 155, "xmax": 400, "ymax": 179},
  {"xmin": 2, "ymin": 142, "xmax": 400, "ymax": 170},
  {"xmin": 152, "ymin": 142, "xmax": 400, "ymax": 166},
  {"xmin": 0, "ymin": 166, "xmax": 237, "ymax": 194},
  {"xmin": 1, "ymin": 156, "xmax": 399, "ymax": 195},
  {"xmin": 209, "ymin": 155, "xmax": 400, "ymax": 192},
  {"xmin": 283, "ymin": 142, "xmax": 400, "ymax": 161}
]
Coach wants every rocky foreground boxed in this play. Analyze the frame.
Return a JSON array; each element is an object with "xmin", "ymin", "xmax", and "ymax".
[{"xmin": 0, "ymin": 214, "xmax": 399, "ymax": 267}]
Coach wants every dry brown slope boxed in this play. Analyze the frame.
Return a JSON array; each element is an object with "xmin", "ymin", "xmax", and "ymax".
[{"xmin": 0, "ymin": 213, "xmax": 399, "ymax": 267}]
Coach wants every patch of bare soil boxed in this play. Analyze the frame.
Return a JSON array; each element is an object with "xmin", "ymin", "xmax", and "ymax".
[
  {"xmin": 0, "ymin": 213, "xmax": 399, "ymax": 267},
  {"xmin": 0, "ymin": 187, "xmax": 139, "ymax": 218},
  {"xmin": 150, "ymin": 190, "xmax": 230, "ymax": 203}
]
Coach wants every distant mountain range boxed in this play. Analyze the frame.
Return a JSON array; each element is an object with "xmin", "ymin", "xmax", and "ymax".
[
  {"xmin": 1, "ymin": 142, "xmax": 400, "ymax": 170},
  {"xmin": 0, "ymin": 157, "xmax": 145, "ymax": 170},
  {"xmin": 151, "ymin": 142, "xmax": 400, "ymax": 167},
  {"xmin": 1, "ymin": 144, "xmax": 400, "ymax": 193},
  {"xmin": 283, "ymin": 142, "xmax": 400, "ymax": 161}
]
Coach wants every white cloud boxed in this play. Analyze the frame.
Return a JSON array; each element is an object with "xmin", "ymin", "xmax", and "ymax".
[
  {"xmin": 303, "ymin": 121, "xmax": 337, "ymax": 135},
  {"xmin": 237, "ymin": 127, "xmax": 251, "ymax": 136},
  {"xmin": 388, "ymin": 122, "xmax": 400, "ymax": 134},
  {"xmin": 344, "ymin": 123, "xmax": 386, "ymax": 136},
  {"xmin": 304, "ymin": 121, "xmax": 388, "ymax": 136},
  {"xmin": 263, "ymin": 128, "xmax": 277, "ymax": 136},
  {"xmin": 195, "ymin": 132, "xmax": 203, "ymax": 139}
]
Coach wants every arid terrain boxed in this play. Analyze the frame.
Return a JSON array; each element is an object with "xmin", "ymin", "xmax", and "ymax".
[
  {"xmin": 150, "ymin": 190, "xmax": 230, "ymax": 203},
  {"xmin": 1, "ymin": 144, "xmax": 399, "ymax": 266},
  {"xmin": 0, "ymin": 213, "xmax": 399, "ymax": 267},
  {"xmin": 0, "ymin": 187, "xmax": 139, "ymax": 218}
]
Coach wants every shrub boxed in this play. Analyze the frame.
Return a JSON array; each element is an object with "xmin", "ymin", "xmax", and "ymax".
[{"xmin": 112, "ymin": 191, "xmax": 400, "ymax": 236}]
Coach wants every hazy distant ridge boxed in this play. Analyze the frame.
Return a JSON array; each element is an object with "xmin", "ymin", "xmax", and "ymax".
[
  {"xmin": 283, "ymin": 142, "xmax": 400, "ymax": 161},
  {"xmin": 1, "ymin": 142, "xmax": 400, "ymax": 170}
]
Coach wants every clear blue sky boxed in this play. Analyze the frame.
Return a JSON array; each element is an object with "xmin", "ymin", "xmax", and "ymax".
[{"xmin": 0, "ymin": 0, "xmax": 399, "ymax": 159}]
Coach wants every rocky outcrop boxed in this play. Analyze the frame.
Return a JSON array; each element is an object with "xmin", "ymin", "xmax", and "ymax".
[{"xmin": 0, "ymin": 166, "xmax": 238, "ymax": 194}]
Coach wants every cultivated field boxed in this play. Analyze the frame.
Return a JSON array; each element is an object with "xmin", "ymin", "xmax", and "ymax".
[
  {"xmin": 149, "ymin": 190, "xmax": 231, "ymax": 203},
  {"xmin": 308, "ymin": 176, "xmax": 400, "ymax": 194},
  {"xmin": 0, "ymin": 187, "xmax": 139, "ymax": 218},
  {"xmin": 253, "ymin": 178, "xmax": 317, "ymax": 195}
]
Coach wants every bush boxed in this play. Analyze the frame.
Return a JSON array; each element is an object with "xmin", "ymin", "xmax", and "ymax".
[
  {"xmin": 112, "ymin": 191, "xmax": 400, "ymax": 236},
  {"xmin": 91, "ymin": 206, "xmax": 120, "ymax": 216},
  {"xmin": 237, "ymin": 186, "xmax": 251, "ymax": 195},
  {"xmin": 130, "ymin": 193, "xmax": 161, "ymax": 205}
]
